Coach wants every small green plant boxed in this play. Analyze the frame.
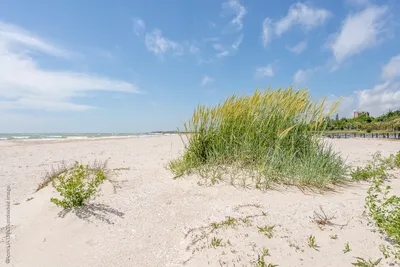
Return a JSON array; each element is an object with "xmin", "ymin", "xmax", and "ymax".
[
  {"xmin": 50, "ymin": 162, "xmax": 106, "ymax": 209},
  {"xmin": 344, "ymin": 242, "xmax": 351, "ymax": 253},
  {"xmin": 257, "ymin": 225, "xmax": 275, "ymax": 238},
  {"xmin": 365, "ymin": 177, "xmax": 400, "ymax": 259},
  {"xmin": 330, "ymin": 234, "xmax": 338, "ymax": 240},
  {"xmin": 308, "ymin": 235, "xmax": 317, "ymax": 249},
  {"xmin": 210, "ymin": 236, "xmax": 223, "ymax": 247},
  {"xmin": 262, "ymin": 211, "xmax": 268, "ymax": 216},
  {"xmin": 26, "ymin": 196, "xmax": 34, "ymax": 202},
  {"xmin": 351, "ymin": 257, "xmax": 381, "ymax": 266},
  {"xmin": 350, "ymin": 165, "xmax": 386, "ymax": 181},
  {"xmin": 255, "ymin": 248, "xmax": 277, "ymax": 267},
  {"xmin": 261, "ymin": 248, "xmax": 270, "ymax": 257},
  {"xmin": 224, "ymin": 216, "xmax": 237, "ymax": 227},
  {"xmin": 255, "ymin": 254, "xmax": 266, "ymax": 267},
  {"xmin": 210, "ymin": 216, "xmax": 240, "ymax": 230}
]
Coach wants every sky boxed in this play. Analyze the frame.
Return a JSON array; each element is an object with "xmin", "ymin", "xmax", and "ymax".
[{"xmin": 0, "ymin": 0, "xmax": 400, "ymax": 133}]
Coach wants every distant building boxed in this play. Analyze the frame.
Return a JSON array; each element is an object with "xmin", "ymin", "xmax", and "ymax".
[{"xmin": 353, "ymin": 111, "xmax": 370, "ymax": 118}]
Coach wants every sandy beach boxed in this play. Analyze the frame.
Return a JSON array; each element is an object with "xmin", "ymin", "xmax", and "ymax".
[{"xmin": 1, "ymin": 135, "xmax": 400, "ymax": 267}]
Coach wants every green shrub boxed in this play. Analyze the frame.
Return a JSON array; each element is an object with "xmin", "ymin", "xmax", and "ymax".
[
  {"xmin": 351, "ymin": 165, "xmax": 386, "ymax": 181},
  {"xmin": 377, "ymin": 151, "xmax": 400, "ymax": 170},
  {"xmin": 51, "ymin": 162, "xmax": 106, "ymax": 209},
  {"xmin": 169, "ymin": 87, "xmax": 346, "ymax": 189},
  {"xmin": 365, "ymin": 177, "xmax": 400, "ymax": 259}
]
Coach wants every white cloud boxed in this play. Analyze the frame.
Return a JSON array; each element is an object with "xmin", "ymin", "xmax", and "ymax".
[
  {"xmin": 357, "ymin": 81, "xmax": 400, "ymax": 116},
  {"xmin": 232, "ymin": 34, "xmax": 243, "ymax": 50},
  {"xmin": 211, "ymin": 1, "xmax": 246, "ymax": 58},
  {"xmin": 134, "ymin": 19, "xmax": 184, "ymax": 57},
  {"xmin": 144, "ymin": 29, "xmax": 182, "ymax": 56},
  {"xmin": 210, "ymin": 35, "xmax": 241, "ymax": 56},
  {"xmin": 286, "ymin": 40, "xmax": 307, "ymax": 54},
  {"xmin": 381, "ymin": 55, "xmax": 400, "ymax": 81},
  {"xmin": 0, "ymin": 22, "xmax": 138, "ymax": 111},
  {"xmin": 274, "ymin": 3, "xmax": 331, "ymax": 36},
  {"xmin": 293, "ymin": 68, "xmax": 316, "ymax": 84},
  {"xmin": 330, "ymin": 5, "xmax": 388, "ymax": 63},
  {"xmin": 261, "ymin": 18, "xmax": 273, "ymax": 48},
  {"xmin": 213, "ymin": 43, "xmax": 224, "ymax": 51},
  {"xmin": 189, "ymin": 44, "xmax": 200, "ymax": 54},
  {"xmin": 213, "ymin": 43, "xmax": 230, "ymax": 57},
  {"xmin": 261, "ymin": 3, "xmax": 330, "ymax": 48},
  {"xmin": 255, "ymin": 65, "xmax": 274, "ymax": 79},
  {"xmin": 133, "ymin": 18, "xmax": 145, "ymax": 36},
  {"xmin": 331, "ymin": 55, "xmax": 400, "ymax": 117},
  {"xmin": 345, "ymin": 0, "xmax": 370, "ymax": 7},
  {"xmin": 222, "ymin": 0, "xmax": 247, "ymax": 31},
  {"xmin": 217, "ymin": 50, "xmax": 230, "ymax": 57},
  {"xmin": 201, "ymin": 75, "xmax": 214, "ymax": 86},
  {"xmin": 0, "ymin": 21, "xmax": 70, "ymax": 58}
]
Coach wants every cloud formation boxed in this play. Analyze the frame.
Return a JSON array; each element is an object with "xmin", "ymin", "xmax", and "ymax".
[
  {"xmin": 329, "ymin": 5, "xmax": 388, "ymax": 63},
  {"xmin": 261, "ymin": 18, "xmax": 273, "ymax": 47},
  {"xmin": 381, "ymin": 55, "xmax": 400, "ymax": 81},
  {"xmin": 262, "ymin": 3, "xmax": 330, "ymax": 47},
  {"xmin": 133, "ymin": 18, "xmax": 145, "ymax": 36},
  {"xmin": 0, "ymin": 21, "xmax": 70, "ymax": 58},
  {"xmin": 145, "ymin": 29, "xmax": 182, "ymax": 56},
  {"xmin": 293, "ymin": 68, "xmax": 318, "ymax": 84},
  {"xmin": 255, "ymin": 65, "xmax": 274, "ymax": 79},
  {"xmin": 332, "ymin": 55, "xmax": 400, "ymax": 117},
  {"xmin": 286, "ymin": 40, "xmax": 307, "ymax": 54},
  {"xmin": 201, "ymin": 75, "xmax": 214, "ymax": 86},
  {"xmin": 345, "ymin": 0, "xmax": 370, "ymax": 7},
  {"xmin": 222, "ymin": 0, "xmax": 247, "ymax": 31},
  {"xmin": 0, "ymin": 22, "xmax": 138, "ymax": 111},
  {"xmin": 275, "ymin": 3, "xmax": 331, "ymax": 36}
]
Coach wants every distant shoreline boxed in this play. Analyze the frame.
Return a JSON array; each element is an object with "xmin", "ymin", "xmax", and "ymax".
[{"xmin": 0, "ymin": 132, "xmax": 179, "ymax": 142}]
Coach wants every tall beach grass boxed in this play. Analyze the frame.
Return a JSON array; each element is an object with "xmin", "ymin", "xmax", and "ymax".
[{"xmin": 169, "ymin": 86, "xmax": 347, "ymax": 189}]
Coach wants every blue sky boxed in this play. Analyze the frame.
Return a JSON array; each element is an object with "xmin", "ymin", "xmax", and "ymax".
[{"xmin": 0, "ymin": 0, "xmax": 399, "ymax": 133}]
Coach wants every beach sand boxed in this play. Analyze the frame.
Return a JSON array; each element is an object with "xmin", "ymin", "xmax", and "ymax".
[{"xmin": 1, "ymin": 136, "xmax": 400, "ymax": 266}]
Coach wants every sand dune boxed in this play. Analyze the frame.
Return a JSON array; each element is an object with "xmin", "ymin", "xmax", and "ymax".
[{"xmin": 1, "ymin": 135, "xmax": 399, "ymax": 266}]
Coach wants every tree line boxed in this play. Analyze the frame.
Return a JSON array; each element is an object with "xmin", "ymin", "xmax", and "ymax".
[{"xmin": 326, "ymin": 110, "xmax": 400, "ymax": 132}]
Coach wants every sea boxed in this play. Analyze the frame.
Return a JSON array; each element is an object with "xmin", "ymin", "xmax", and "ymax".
[{"xmin": 0, "ymin": 132, "xmax": 168, "ymax": 141}]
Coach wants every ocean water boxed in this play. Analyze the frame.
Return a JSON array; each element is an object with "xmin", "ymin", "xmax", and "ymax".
[{"xmin": 0, "ymin": 132, "xmax": 164, "ymax": 141}]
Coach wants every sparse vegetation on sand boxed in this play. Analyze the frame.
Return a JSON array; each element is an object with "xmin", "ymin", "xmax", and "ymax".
[
  {"xmin": 365, "ymin": 172, "xmax": 400, "ymax": 259},
  {"xmin": 351, "ymin": 257, "xmax": 382, "ymax": 267},
  {"xmin": 350, "ymin": 152, "xmax": 400, "ymax": 182},
  {"xmin": 355, "ymin": 151, "xmax": 400, "ymax": 260},
  {"xmin": 308, "ymin": 235, "xmax": 318, "ymax": 249},
  {"xmin": 344, "ymin": 242, "xmax": 351, "ymax": 253},
  {"xmin": 50, "ymin": 162, "xmax": 107, "ymax": 209},
  {"xmin": 169, "ymin": 87, "xmax": 347, "ymax": 189},
  {"xmin": 37, "ymin": 160, "xmax": 108, "ymax": 192},
  {"xmin": 255, "ymin": 248, "xmax": 277, "ymax": 267}
]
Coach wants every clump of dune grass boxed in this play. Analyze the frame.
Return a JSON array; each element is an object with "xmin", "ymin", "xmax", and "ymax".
[{"xmin": 169, "ymin": 86, "xmax": 347, "ymax": 189}]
